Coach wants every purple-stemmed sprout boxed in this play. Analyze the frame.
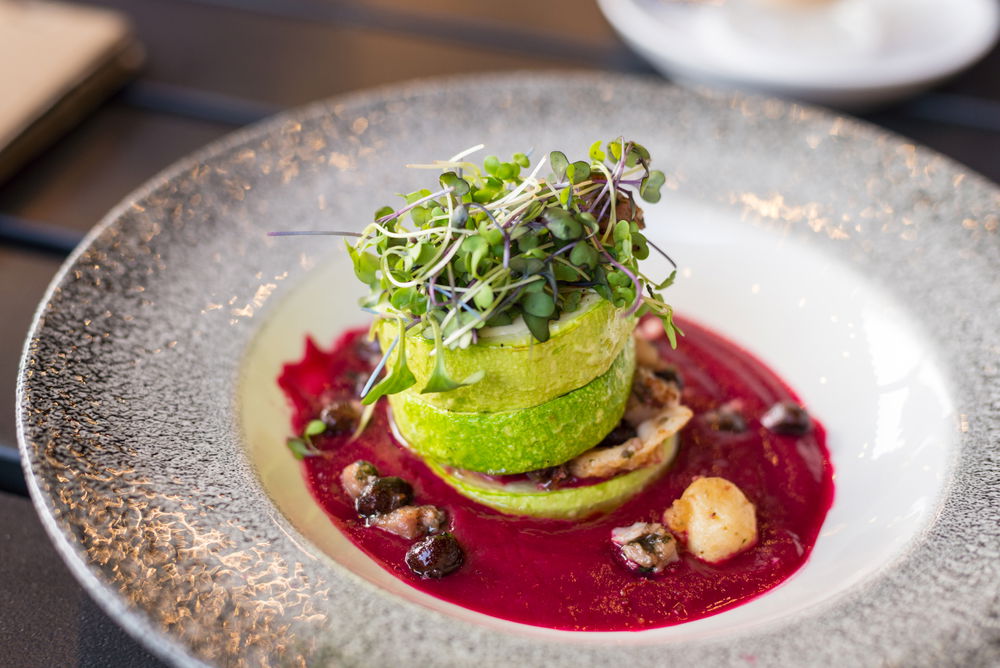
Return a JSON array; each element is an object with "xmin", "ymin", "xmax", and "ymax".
[
  {"xmin": 427, "ymin": 274, "xmax": 438, "ymax": 307},
  {"xmin": 433, "ymin": 286, "xmax": 479, "ymax": 315},
  {"xmin": 268, "ymin": 230, "xmax": 363, "ymax": 238},
  {"xmin": 646, "ymin": 238, "xmax": 678, "ymax": 270},
  {"xmin": 375, "ymin": 187, "xmax": 454, "ymax": 225}
]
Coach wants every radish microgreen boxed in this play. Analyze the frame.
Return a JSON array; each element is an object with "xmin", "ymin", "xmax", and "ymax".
[{"xmin": 273, "ymin": 138, "xmax": 680, "ymax": 402}]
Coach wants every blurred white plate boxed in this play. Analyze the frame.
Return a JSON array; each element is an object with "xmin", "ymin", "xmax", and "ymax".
[{"xmin": 598, "ymin": 0, "xmax": 999, "ymax": 109}]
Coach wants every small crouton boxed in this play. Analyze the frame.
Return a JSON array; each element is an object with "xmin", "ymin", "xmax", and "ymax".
[{"xmin": 663, "ymin": 477, "xmax": 757, "ymax": 564}]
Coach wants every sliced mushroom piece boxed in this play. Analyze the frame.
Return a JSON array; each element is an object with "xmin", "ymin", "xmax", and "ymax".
[
  {"xmin": 611, "ymin": 522, "xmax": 678, "ymax": 573},
  {"xmin": 633, "ymin": 332, "xmax": 666, "ymax": 369},
  {"xmin": 632, "ymin": 333, "xmax": 682, "ymax": 386},
  {"xmin": 372, "ymin": 505, "xmax": 448, "ymax": 540},
  {"xmin": 624, "ymin": 366, "xmax": 682, "ymax": 426},
  {"xmin": 568, "ymin": 402, "xmax": 693, "ymax": 479},
  {"xmin": 340, "ymin": 460, "xmax": 379, "ymax": 500}
]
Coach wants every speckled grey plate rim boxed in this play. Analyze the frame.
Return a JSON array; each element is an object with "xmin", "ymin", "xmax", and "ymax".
[{"xmin": 16, "ymin": 71, "xmax": 999, "ymax": 667}]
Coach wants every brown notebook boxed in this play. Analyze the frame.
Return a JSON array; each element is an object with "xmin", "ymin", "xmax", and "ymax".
[{"xmin": 0, "ymin": 1, "xmax": 143, "ymax": 184}]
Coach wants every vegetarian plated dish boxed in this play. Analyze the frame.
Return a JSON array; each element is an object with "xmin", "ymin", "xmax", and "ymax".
[{"xmin": 274, "ymin": 140, "xmax": 835, "ymax": 630}]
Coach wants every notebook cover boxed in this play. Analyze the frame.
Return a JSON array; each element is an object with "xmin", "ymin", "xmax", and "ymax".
[{"xmin": 0, "ymin": 1, "xmax": 143, "ymax": 184}]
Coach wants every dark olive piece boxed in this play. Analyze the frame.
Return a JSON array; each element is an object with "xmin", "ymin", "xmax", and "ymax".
[
  {"xmin": 761, "ymin": 401, "xmax": 813, "ymax": 436},
  {"xmin": 405, "ymin": 533, "xmax": 465, "ymax": 579},
  {"xmin": 598, "ymin": 420, "xmax": 639, "ymax": 448},
  {"xmin": 653, "ymin": 366, "xmax": 684, "ymax": 389},
  {"xmin": 320, "ymin": 399, "xmax": 360, "ymax": 433},
  {"xmin": 716, "ymin": 411, "xmax": 747, "ymax": 433},
  {"xmin": 707, "ymin": 407, "xmax": 747, "ymax": 433},
  {"xmin": 526, "ymin": 464, "xmax": 571, "ymax": 489},
  {"xmin": 355, "ymin": 476, "xmax": 413, "ymax": 518}
]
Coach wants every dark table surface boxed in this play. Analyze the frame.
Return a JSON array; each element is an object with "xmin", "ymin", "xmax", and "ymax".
[{"xmin": 1, "ymin": 1, "xmax": 997, "ymax": 665}]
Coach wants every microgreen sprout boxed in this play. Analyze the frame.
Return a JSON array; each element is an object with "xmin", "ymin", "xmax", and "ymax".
[
  {"xmin": 275, "ymin": 138, "xmax": 680, "ymax": 401},
  {"xmin": 286, "ymin": 418, "xmax": 328, "ymax": 460}
]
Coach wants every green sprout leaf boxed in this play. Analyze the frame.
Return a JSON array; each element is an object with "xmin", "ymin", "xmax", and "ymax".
[
  {"xmin": 413, "ymin": 242, "xmax": 436, "ymax": 266},
  {"xmin": 656, "ymin": 269, "xmax": 677, "ymax": 290},
  {"xmin": 304, "ymin": 419, "xmax": 327, "ymax": 438},
  {"xmin": 517, "ymin": 231, "xmax": 539, "ymax": 251},
  {"xmin": 472, "ymin": 283, "xmax": 494, "ymax": 310},
  {"xmin": 569, "ymin": 242, "xmax": 598, "ymax": 269},
  {"xmin": 558, "ymin": 185, "xmax": 573, "ymax": 207},
  {"xmin": 420, "ymin": 318, "xmax": 485, "ymax": 394},
  {"xmin": 577, "ymin": 211, "xmax": 599, "ymax": 232},
  {"xmin": 411, "ymin": 205, "xmax": 431, "ymax": 226},
  {"xmin": 522, "ymin": 312, "xmax": 551, "ymax": 342},
  {"xmin": 658, "ymin": 306, "xmax": 684, "ymax": 349},
  {"xmin": 286, "ymin": 437, "xmax": 311, "ymax": 460},
  {"xmin": 606, "ymin": 138, "xmax": 624, "ymax": 163},
  {"xmin": 403, "ymin": 189, "xmax": 432, "ymax": 204},
  {"xmin": 549, "ymin": 150, "xmax": 569, "ymax": 179},
  {"xmin": 565, "ymin": 161, "xmax": 591, "ymax": 185},
  {"xmin": 589, "ymin": 140, "xmax": 606, "ymax": 162},
  {"xmin": 390, "ymin": 286, "xmax": 416, "ymax": 309},
  {"xmin": 639, "ymin": 170, "xmax": 666, "ymax": 203},
  {"xmin": 346, "ymin": 242, "xmax": 379, "ymax": 285},
  {"xmin": 484, "ymin": 310, "xmax": 513, "ymax": 327},
  {"xmin": 613, "ymin": 219, "xmax": 632, "ymax": 244},
  {"xmin": 562, "ymin": 289, "xmax": 582, "ymax": 312},
  {"xmin": 461, "ymin": 235, "xmax": 489, "ymax": 277},
  {"xmin": 362, "ymin": 323, "xmax": 416, "ymax": 405},
  {"xmin": 553, "ymin": 261, "xmax": 579, "ymax": 281},
  {"xmin": 522, "ymin": 291, "xmax": 555, "ymax": 318},
  {"xmin": 625, "ymin": 143, "xmax": 649, "ymax": 168},
  {"xmin": 440, "ymin": 171, "xmax": 471, "ymax": 197},
  {"xmin": 422, "ymin": 366, "xmax": 485, "ymax": 394},
  {"xmin": 543, "ymin": 207, "xmax": 583, "ymax": 240}
]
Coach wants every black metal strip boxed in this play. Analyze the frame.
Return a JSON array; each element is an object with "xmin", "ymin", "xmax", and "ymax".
[
  {"xmin": 0, "ymin": 445, "xmax": 27, "ymax": 497},
  {"xmin": 118, "ymin": 80, "xmax": 282, "ymax": 126},
  {"xmin": 0, "ymin": 214, "xmax": 85, "ymax": 258},
  {"xmin": 894, "ymin": 93, "xmax": 1000, "ymax": 134},
  {"xmin": 177, "ymin": 0, "xmax": 654, "ymax": 72}
]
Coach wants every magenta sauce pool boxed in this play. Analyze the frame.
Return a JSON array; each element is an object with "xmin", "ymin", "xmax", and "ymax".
[{"xmin": 278, "ymin": 316, "xmax": 835, "ymax": 631}]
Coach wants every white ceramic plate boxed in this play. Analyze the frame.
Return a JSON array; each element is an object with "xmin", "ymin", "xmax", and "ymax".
[
  {"xmin": 18, "ymin": 73, "xmax": 1000, "ymax": 666},
  {"xmin": 598, "ymin": 0, "xmax": 1000, "ymax": 109}
]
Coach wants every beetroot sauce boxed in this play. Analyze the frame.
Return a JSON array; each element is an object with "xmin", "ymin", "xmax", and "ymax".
[{"xmin": 278, "ymin": 316, "xmax": 834, "ymax": 631}]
